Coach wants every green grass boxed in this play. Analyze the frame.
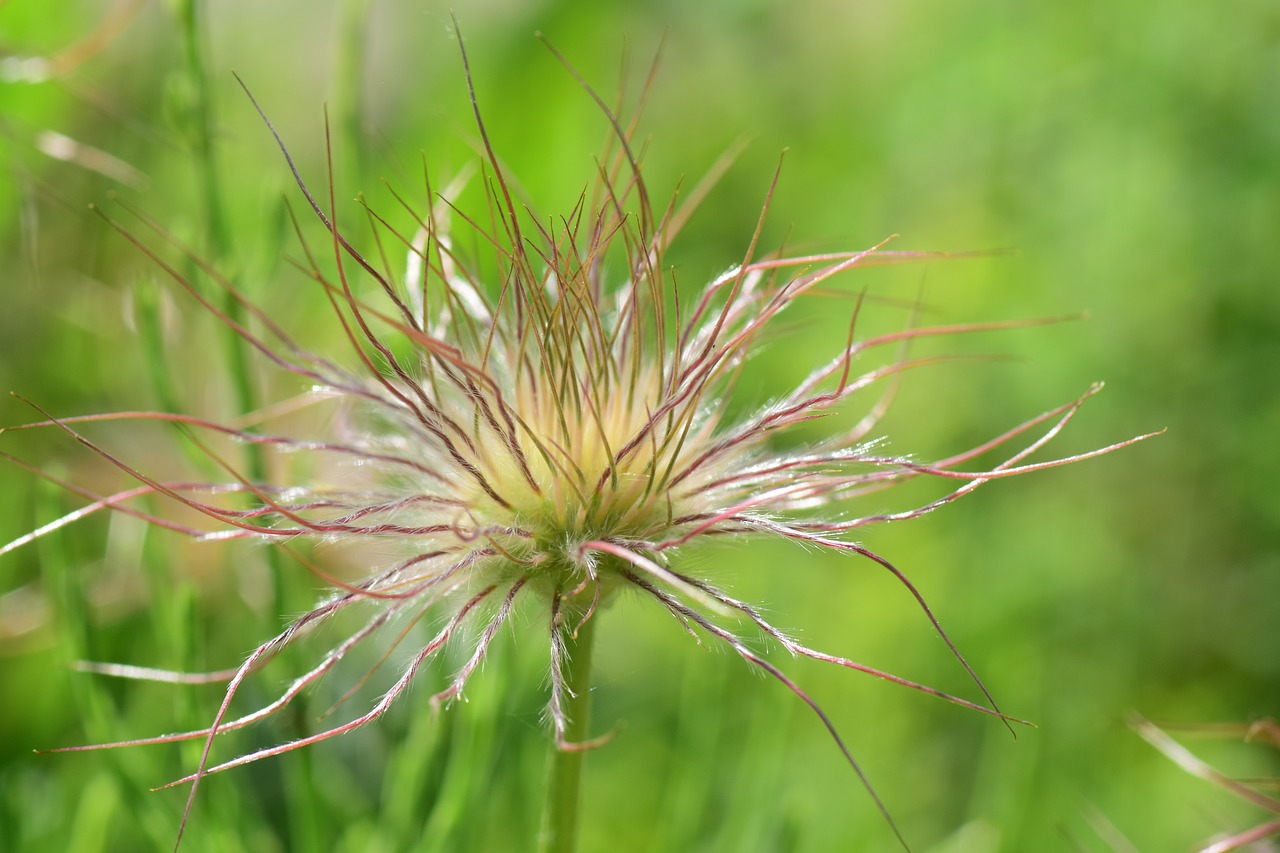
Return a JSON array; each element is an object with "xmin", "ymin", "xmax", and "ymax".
[{"xmin": 2, "ymin": 1, "xmax": 1278, "ymax": 851}]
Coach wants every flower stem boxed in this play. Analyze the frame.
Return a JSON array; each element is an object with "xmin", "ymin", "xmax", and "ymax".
[{"xmin": 538, "ymin": 611, "xmax": 600, "ymax": 853}]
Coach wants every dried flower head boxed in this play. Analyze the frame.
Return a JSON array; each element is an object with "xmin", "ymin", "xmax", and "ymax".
[{"xmin": 3, "ymin": 33, "xmax": 1151, "ymax": 850}]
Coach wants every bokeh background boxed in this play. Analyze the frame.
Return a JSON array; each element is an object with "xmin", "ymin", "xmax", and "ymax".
[{"xmin": 2, "ymin": 1, "xmax": 1277, "ymax": 850}]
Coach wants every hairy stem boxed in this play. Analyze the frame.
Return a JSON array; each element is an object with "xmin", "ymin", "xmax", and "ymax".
[{"xmin": 538, "ymin": 612, "xmax": 600, "ymax": 853}]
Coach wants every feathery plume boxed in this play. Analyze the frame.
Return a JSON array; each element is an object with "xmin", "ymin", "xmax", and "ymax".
[{"xmin": 3, "ymin": 31, "xmax": 1156, "ymax": 850}]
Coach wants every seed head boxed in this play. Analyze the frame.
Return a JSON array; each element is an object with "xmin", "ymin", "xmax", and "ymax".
[{"xmin": 3, "ymin": 33, "xmax": 1155, "ymax": 850}]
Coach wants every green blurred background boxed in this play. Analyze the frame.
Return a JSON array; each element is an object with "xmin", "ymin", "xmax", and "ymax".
[{"xmin": 2, "ymin": 0, "xmax": 1277, "ymax": 850}]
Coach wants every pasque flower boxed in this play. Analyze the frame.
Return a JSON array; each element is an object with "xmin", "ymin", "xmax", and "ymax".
[{"xmin": 3, "ymin": 34, "xmax": 1152, "ymax": 851}]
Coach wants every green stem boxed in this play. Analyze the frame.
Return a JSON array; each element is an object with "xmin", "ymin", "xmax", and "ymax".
[
  {"xmin": 538, "ymin": 611, "xmax": 600, "ymax": 853},
  {"xmin": 337, "ymin": 0, "xmax": 373, "ymax": 186},
  {"xmin": 176, "ymin": 0, "xmax": 285, "ymax": 616},
  {"xmin": 175, "ymin": 8, "xmax": 309, "ymax": 850},
  {"xmin": 176, "ymin": 0, "xmax": 257, "ymax": 449}
]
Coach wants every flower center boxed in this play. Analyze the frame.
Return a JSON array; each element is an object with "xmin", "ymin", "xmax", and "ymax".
[{"xmin": 481, "ymin": 365, "xmax": 684, "ymax": 546}]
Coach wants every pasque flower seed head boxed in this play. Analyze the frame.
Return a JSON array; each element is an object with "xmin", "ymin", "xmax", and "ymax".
[{"xmin": 3, "ymin": 31, "xmax": 1155, "ymax": 850}]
